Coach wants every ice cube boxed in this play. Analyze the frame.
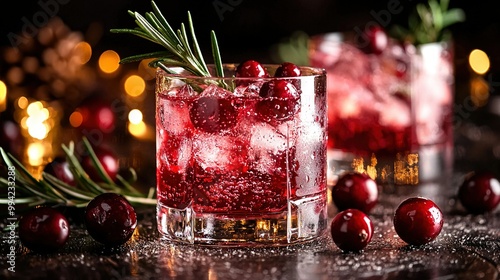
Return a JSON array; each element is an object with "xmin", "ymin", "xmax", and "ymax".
[
  {"xmin": 233, "ymin": 83, "xmax": 262, "ymax": 98},
  {"xmin": 295, "ymin": 122, "xmax": 324, "ymax": 196},
  {"xmin": 328, "ymin": 75, "xmax": 376, "ymax": 119},
  {"xmin": 329, "ymin": 43, "xmax": 371, "ymax": 81},
  {"xmin": 378, "ymin": 96, "xmax": 411, "ymax": 128},
  {"xmin": 193, "ymin": 133, "xmax": 248, "ymax": 172},
  {"xmin": 248, "ymin": 122, "xmax": 291, "ymax": 174},
  {"xmin": 199, "ymin": 84, "xmax": 233, "ymax": 98},
  {"xmin": 158, "ymin": 98, "xmax": 194, "ymax": 135},
  {"xmin": 157, "ymin": 133, "xmax": 193, "ymax": 173},
  {"xmin": 249, "ymin": 122, "xmax": 288, "ymax": 154}
]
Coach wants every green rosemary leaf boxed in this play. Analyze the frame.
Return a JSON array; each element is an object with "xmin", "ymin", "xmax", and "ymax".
[
  {"xmin": 177, "ymin": 25, "xmax": 206, "ymax": 76},
  {"xmin": 119, "ymin": 51, "xmax": 175, "ymax": 64},
  {"xmin": 211, "ymin": 31, "xmax": 224, "ymax": 78},
  {"xmin": 134, "ymin": 12, "xmax": 181, "ymax": 58},
  {"xmin": 61, "ymin": 143, "xmax": 105, "ymax": 195},
  {"xmin": 0, "ymin": 197, "xmax": 43, "ymax": 205},
  {"xmin": 151, "ymin": 0, "xmax": 180, "ymax": 46},
  {"xmin": 188, "ymin": 11, "xmax": 209, "ymax": 74},
  {"xmin": 82, "ymin": 138, "xmax": 114, "ymax": 184},
  {"xmin": 115, "ymin": 173, "xmax": 143, "ymax": 196},
  {"xmin": 111, "ymin": 1, "xmax": 226, "ymax": 90},
  {"xmin": 109, "ymin": 28, "xmax": 154, "ymax": 43},
  {"xmin": 122, "ymin": 195, "xmax": 156, "ymax": 205},
  {"xmin": 147, "ymin": 187, "xmax": 155, "ymax": 199},
  {"xmin": 42, "ymin": 173, "xmax": 94, "ymax": 201}
]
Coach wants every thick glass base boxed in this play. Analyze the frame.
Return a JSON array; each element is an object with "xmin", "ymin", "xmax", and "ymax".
[{"xmin": 157, "ymin": 194, "xmax": 328, "ymax": 246}]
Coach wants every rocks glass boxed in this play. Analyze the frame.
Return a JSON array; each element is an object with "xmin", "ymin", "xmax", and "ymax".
[
  {"xmin": 309, "ymin": 32, "xmax": 454, "ymax": 187},
  {"xmin": 155, "ymin": 64, "xmax": 328, "ymax": 245}
]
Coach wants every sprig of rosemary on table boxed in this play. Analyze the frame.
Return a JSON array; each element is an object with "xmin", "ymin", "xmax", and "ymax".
[
  {"xmin": 0, "ymin": 137, "xmax": 156, "ymax": 209},
  {"xmin": 390, "ymin": 0, "xmax": 465, "ymax": 45},
  {"xmin": 110, "ymin": 0, "xmax": 228, "ymax": 89}
]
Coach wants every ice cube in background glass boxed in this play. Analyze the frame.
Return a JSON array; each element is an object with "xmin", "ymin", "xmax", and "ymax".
[
  {"xmin": 377, "ymin": 95, "xmax": 411, "ymax": 128},
  {"xmin": 328, "ymin": 75, "xmax": 376, "ymax": 119},
  {"xmin": 193, "ymin": 133, "xmax": 247, "ymax": 173}
]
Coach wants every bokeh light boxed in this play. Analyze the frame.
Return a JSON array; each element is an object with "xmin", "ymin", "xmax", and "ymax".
[
  {"xmin": 98, "ymin": 50, "xmax": 120, "ymax": 74},
  {"xmin": 74, "ymin": 41, "xmax": 92, "ymax": 65},
  {"xmin": 124, "ymin": 75, "xmax": 146, "ymax": 97},
  {"xmin": 128, "ymin": 121, "xmax": 147, "ymax": 137},
  {"xmin": 0, "ymin": 80, "xmax": 6, "ymax": 112},
  {"xmin": 69, "ymin": 111, "xmax": 83, "ymax": 127},
  {"xmin": 27, "ymin": 142, "xmax": 45, "ymax": 166},
  {"xmin": 128, "ymin": 109, "xmax": 143, "ymax": 124},
  {"xmin": 17, "ymin": 96, "xmax": 29, "ymax": 109},
  {"xmin": 469, "ymin": 49, "xmax": 490, "ymax": 75}
]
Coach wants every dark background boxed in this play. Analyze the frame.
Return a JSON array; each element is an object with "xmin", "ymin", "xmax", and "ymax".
[{"xmin": 0, "ymin": 0, "xmax": 498, "ymax": 72}]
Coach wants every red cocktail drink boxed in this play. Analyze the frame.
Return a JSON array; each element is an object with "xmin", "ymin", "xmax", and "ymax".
[
  {"xmin": 156, "ymin": 64, "xmax": 327, "ymax": 245},
  {"xmin": 310, "ymin": 32, "xmax": 454, "ymax": 185}
]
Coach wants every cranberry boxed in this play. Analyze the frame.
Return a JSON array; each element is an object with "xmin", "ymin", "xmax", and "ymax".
[
  {"xmin": 393, "ymin": 197, "xmax": 443, "ymax": 246},
  {"xmin": 189, "ymin": 96, "xmax": 238, "ymax": 133},
  {"xmin": 274, "ymin": 62, "xmax": 302, "ymax": 89},
  {"xmin": 274, "ymin": 62, "xmax": 301, "ymax": 77},
  {"xmin": 19, "ymin": 207, "xmax": 70, "ymax": 252},
  {"xmin": 331, "ymin": 172, "xmax": 378, "ymax": 213},
  {"xmin": 84, "ymin": 193, "xmax": 137, "ymax": 246},
  {"xmin": 43, "ymin": 156, "xmax": 76, "ymax": 186},
  {"xmin": 359, "ymin": 25, "xmax": 388, "ymax": 54},
  {"xmin": 458, "ymin": 171, "xmax": 500, "ymax": 214},
  {"xmin": 236, "ymin": 60, "xmax": 269, "ymax": 78},
  {"xmin": 330, "ymin": 209, "xmax": 374, "ymax": 252},
  {"xmin": 81, "ymin": 147, "xmax": 119, "ymax": 183},
  {"xmin": 257, "ymin": 80, "xmax": 300, "ymax": 122}
]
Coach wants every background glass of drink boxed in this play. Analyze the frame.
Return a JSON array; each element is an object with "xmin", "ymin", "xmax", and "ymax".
[
  {"xmin": 309, "ymin": 32, "xmax": 454, "ymax": 187},
  {"xmin": 155, "ymin": 64, "xmax": 327, "ymax": 245}
]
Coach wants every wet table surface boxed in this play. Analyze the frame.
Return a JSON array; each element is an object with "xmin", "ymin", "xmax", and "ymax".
[
  {"xmin": 1, "ymin": 180, "xmax": 499, "ymax": 280},
  {"xmin": 2, "ymin": 113, "xmax": 500, "ymax": 280}
]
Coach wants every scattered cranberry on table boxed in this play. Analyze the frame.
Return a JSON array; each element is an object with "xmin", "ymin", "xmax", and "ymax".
[
  {"xmin": 19, "ymin": 207, "xmax": 70, "ymax": 253},
  {"xmin": 84, "ymin": 193, "xmax": 137, "ymax": 246},
  {"xmin": 43, "ymin": 156, "xmax": 76, "ymax": 186},
  {"xmin": 330, "ymin": 208, "xmax": 374, "ymax": 252},
  {"xmin": 393, "ymin": 197, "xmax": 443, "ymax": 246},
  {"xmin": 458, "ymin": 171, "xmax": 500, "ymax": 214},
  {"xmin": 331, "ymin": 172, "xmax": 378, "ymax": 214}
]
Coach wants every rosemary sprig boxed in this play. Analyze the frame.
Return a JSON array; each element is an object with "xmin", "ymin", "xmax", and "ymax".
[
  {"xmin": 0, "ymin": 137, "xmax": 156, "ymax": 209},
  {"xmin": 390, "ymin": 0, "xmax": 465, "ymax": 45},
  {"xmin": 110, "ymin": 0, "xmax": 228, "ymax": 90}
]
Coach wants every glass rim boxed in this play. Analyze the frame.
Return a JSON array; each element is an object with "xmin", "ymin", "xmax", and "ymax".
[{"xmin": 156, "ymin": 64, "xmax": 326, "ymax": 81}]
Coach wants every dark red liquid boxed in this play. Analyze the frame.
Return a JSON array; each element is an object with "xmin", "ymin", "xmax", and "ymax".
[{"xmin": 156, "ymin": 88, "xmax": 326, "ymax": 214}]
